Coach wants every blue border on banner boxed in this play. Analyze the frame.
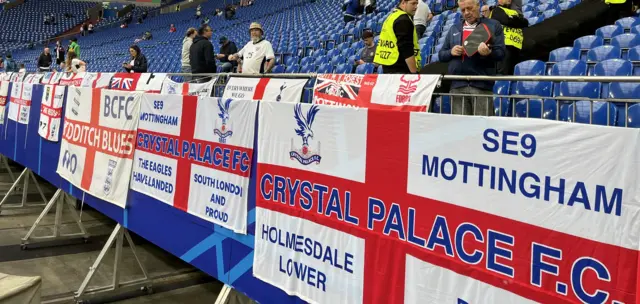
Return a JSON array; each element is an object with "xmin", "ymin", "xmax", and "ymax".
[{"xmin": 0, "ymin": 87, "xmax": 301, "ymax": 303}]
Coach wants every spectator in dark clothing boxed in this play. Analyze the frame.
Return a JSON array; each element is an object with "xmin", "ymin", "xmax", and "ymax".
[
  {"xmin": 142, "ymin": 11, "xmax": 148, "ymax": 19},
  {"xmin": 489, "ymin": 0, "xmax": 528, "ymax": 75},
  {"xmin": 357, "ymin": 30, "xmax": 377, "ymax": 65},
  {"xmin": 373, "ymin": 0, "xmax": 420, "ymax": 74},
  {"xmin": 190, "ymin": 25, "xmax": 217, "ymax": 82},
  {"xmin": 225, "ymin": 5, "xmax": 235, "ymax": 20},
  {"xmin": 55, "ymin": 41, "xmax": 65, "ymax": 66},
  {"xmin": 343, "ymin": 0, "xmax": 360, "ymax": 23},
  {"xmin": 217, "ymin": 37, "xmax": 238, "ymax": 72},
  {"xmin": 38, "ymin": 47, "xmax": 53, "ymax": 72},
  {"xmin": 439, "ymin": 0, "xmax": 505, "ymax": 116},
  {"xmin": 123, "ymin": 45, "xmax": 148, "ymax": 73}
]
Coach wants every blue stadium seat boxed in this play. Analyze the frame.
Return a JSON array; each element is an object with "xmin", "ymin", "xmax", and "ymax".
[
  {"xmin": 272, "ymin": 65, "xmax": 286, "ymax": 74},
  {"xmin": 334, "ymin": 63, "xmax": 352, "ymax": 74},
  {"xmin": 542, "ymin": 8, "xmax": 561, "ymax": 19},
  {"xmin": 594, "ymin": 59, "xmax": 632, "ymax": 97},
  {"xmin": 514, "ymin": 60, "xmax": 555, "ymax": 119},
  {"xmin": 608, "ymin": 81, "xmax": 640, "ymax": 126},
  {"xmin": 300, "ymin": 64, "xmax": 314, "ymax": 73},
  {"xmin": 615, "ymin": 17, "xmax": 640, "ymax": 32},
  {"xmin": 627, "ymin": 46, "xmax": 640, "ymax": 75},
  {"xmin": 611, "ymin": 33, "xmax": 640, "ymax": 58},
  {"xmin": 528, "ymin": 16, "xmax": 544, "ymax": 26},
  {"xmin": 285, "ymin": 64, "xmax": 301, "ymax": 73},
  {"xmin": 574, "ymin": 35, "xmax": 605, "ymax": 60},
  {"xmin": 285, "ymin": 56, "xmax": 300, "ymax": 67},
  {"xmin": 316, "ymin": 63, "xmax": 333, "ymax": 74},
  {"xmin": 587, "ymin": 45, "xmax": 621, "ymax": 62},
  {"xmin": 355, "ymin": 63, "xmax": 375, "ymax": 74},
  {"xmin": 330, "ymin": 55, "xmax": 347, "ymax": 66},
  {"xmin": 627, "ymin": 104, "xmax": 640, "ymax": 127},
  {"xmin": 432, "ymin": 96, "xmax": 452, "ymax": 114},
  {"xmin": 549, "ymin": 46, "xmax": 580, "ymax": 62},
  {"xmin": 377, "ymin": 65, "xmax": 383, "ymax": 74},
  {"xmin": 493, "ymin": 81, "xmax": 513, "ymax": 116},
  {"xmin": 595, "ymin": 25, "xmax": 624, "ymax": 43}
]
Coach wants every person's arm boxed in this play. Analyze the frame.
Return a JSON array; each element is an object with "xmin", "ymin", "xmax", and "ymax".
[
  {"xmin": 393, "ymin": 15, "xmax": 418, "ymax": 73},
  {"xmin": 38, "ymin": 54, "xmax": 45, "ymax": 67},
  {"xmin": 438, "ymin": 27, "xmax": 454, "ymax": 62},
  {"xmin": 263, "ymin": 42, "xmax": 276, "ymax": 73},
  {"xmin": 132, "ymin": 56, "xmax": 148, "ymax": 72},
  {"xmin": 489, "ymin": 22, "xmax": 506, "ymax": 61},
  {"xmin": 228, "ymin": 43, "xmax": 238, "ymax": 61},
  {"xmin": 491, "ymin": 7, "xmax": 528, "ymax": 28},
  {"xmin": 205, "ymin": 43, "xmax": 217, "ymax": 71}
]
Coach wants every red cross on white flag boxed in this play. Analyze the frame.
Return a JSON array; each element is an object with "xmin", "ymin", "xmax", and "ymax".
[{"xmin": 56, "ymin": 88, "xmax": 142, "ymax": 207}]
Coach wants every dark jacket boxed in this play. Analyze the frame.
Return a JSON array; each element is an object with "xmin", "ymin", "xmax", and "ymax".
[
  {"xmin": 38, "ymin": 52, "xmax": 53, "ymax": 69},
  {"xmin": 491, "ymin": 5, "xmax": 528, "ymax": 28},
  {"xmin": 381, "ymin": 12, "xmax": 416, "ymax": 74},
  {"xmin": 219, "ymin": 41, "xmax": 238, "ymax": 64},
  {"xmin": 125, "ymin": 53, "xmax": 148, "ymax": 73},
  {"xmin": 190, "ymin": 35, "xmax": 217, "ymax": 73},
  {"xmin": 438, "ymin": 17, "xmax": 506, "ymax": 91}
]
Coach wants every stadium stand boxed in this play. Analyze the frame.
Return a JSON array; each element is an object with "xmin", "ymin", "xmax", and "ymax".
[{"xmin": 0, "ymin": 0, "xmax": 95, "ymax": 53}]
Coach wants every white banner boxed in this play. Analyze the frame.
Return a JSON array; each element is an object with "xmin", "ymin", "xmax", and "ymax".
[
  {"xmin": 160, "ymin": 77, "xmax": 217, "ymax": 97},
  {"xmin": 0, "ymin": 81, "xmax": 8, "ymax": 125},
  {"xmin": 95, "ymin": 73, "xmax": 115, "ymax": 89},
  {"xmin": 24, "ymin": 74, "xmax": 44, "ymax": 84},
  {"xmin": 49, "ymin": 72, "xmax": 63, "ymax": 85},
  {"xmin": 254, "ymin": 207, "xmax": 365, "ymax": 304},
  {"xmin": 58, "ymin": 72, "xmax": 76, "ymax": 86},
  {"xmin": 10, "ymin": 72, "xmax": 25, "ymax": 83},
  {"xmin": 313, "ymin": 74, "xmax": 439, "ymax": 111},
  {"xmin": 57, "ymin": 88, "xmax": 142, "ymax": 208},
  {"xmin": 8, "ymin": 82, "xmax": 33, "ymax": 124},
  {"xmin": 38, "ymin": 85, "xmax": 66, "ymax": 141},
  {"xmin": 136, "ymin": 73, "xmax": 166, "ymax": 92},
  {"xmin": 222, "ymin": 77, "xmax": 306, "ymax": 102},
  {"xmin": 131, "ymin": 94, "xmax": 256, "ymax": 233}
]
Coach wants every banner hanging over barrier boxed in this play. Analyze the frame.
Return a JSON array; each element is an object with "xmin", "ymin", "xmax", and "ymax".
[
  {"xmin": 160, "ymin": 77, "xmax": 217, "ymax": 97},
  {"xmin": 110, "ymin": 73, "xmax": 165, "ymax": 92},
  {"xmin": 312, "ymin": 74, "xmax": 439, "ymax": 111},
  {"xmin": 8, "ymin": 82, "xmax": 33, "ymax": 124},
  {"xmin": 254, "ymin": 102, "xmax": 640, "ymax": 304},
  {"xmin": 38, "ymin": 85, "xmax": 66, "ymax": 141},
  {"xmin": 56, "ymin": 88, "xmax": 142, "ymax": 208},
  {"xmin": 222, "ymin": 77, "xmax": 307, "ymax": 102},
  {"xmin": 131, "ymin": 95, "xmax": 256, "ymax": 233},
  {"xmin": 58, "ymin": 72, "xmax": 77, "ymax": 86},
  {"xmin": 0, "ymin": 81, "xmax": 8, "ymax": 125}
]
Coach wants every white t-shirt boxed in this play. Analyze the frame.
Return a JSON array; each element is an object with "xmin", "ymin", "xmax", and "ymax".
[
  {"xmin": 238, "ymin": 39, "xmax": 275, "ymax": 74},
  {"xmin": 414, "ymin": 0, "xmax": 432, "ymax": 26},
  {"xmin": 71, "ymin": 58, "xmax": 85, "ymax": 73}
]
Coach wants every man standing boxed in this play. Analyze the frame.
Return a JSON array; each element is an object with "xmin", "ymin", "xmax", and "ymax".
[
  {"xmin": 69, "ymin": 38, "xmax": 80, "ymax": 58},
  {"xmin": 37, "ymin": 47, "xmax": 53, "ymax": 72},
  {"xmin": 55, "ymin": 41, "xmax": 65, "ymax": 67},
  {"xmin": 217, "ymin": 37, "xmax": 238, "ymax": 72},
  {"xmin": 373, "ymin": 0, "xmax": 421, "ymax": 74},
  {"xmin": 438, "ymin": 0, "xmax": 505, "ymax": 116},
  {"xmin": 190, "ymin": 25, "xmax": 217, "ymax": 82},
  {"xmin": 490, "ymin": 0, "xmax": 528, "ymax": 75},
  {"xmin": 229, "ymin": 23, "xmax": 275, "ymax": 74},
  {"xmin": 414, "ymin": 0, "xmax": 433, "ymax": 38}
]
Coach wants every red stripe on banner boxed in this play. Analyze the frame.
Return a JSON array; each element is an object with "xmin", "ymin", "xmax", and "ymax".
[
  {"xmin": 256, "ymin": 108, "xmax": 639, "ymax": 304},
  {"xmin": 173, "ymin": 95, "xmax": 198, "ymax": 211},
  {"xmin": 40, "ymin": 104, "xmax": 62, "ymax": 118},
  {"xmin": 80, "ymin": 89, "xmax": 102, "ymax": 190},
  {"xmin": 10, "ymin": 97, "xmax": 30, "ymax": 106},
  {"xmin": 253, "ymin": 78, "xmax": 271, "ymax": 100},
  {"xmin": 0, "ymin": 96, "xmax": 6, "ymax": 106},
  {"xmin": 182, "ymin": 83, "xmax": 189, "ymax": 96}
]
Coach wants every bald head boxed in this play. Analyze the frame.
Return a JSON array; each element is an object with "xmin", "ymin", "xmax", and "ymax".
[
  {"xmin": 44, "ymin": 47, "xmax": 50, "ymax": 54},
  {"xmin": 459, "ymin": 0, "xmax": 480, "ymax": 24}
]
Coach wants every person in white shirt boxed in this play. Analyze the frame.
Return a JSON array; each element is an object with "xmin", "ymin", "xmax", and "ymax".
[
  {"xmin": 228, "ymin": 22, "xmax": 275, "ymax": 74},
  {"xmin": 181, "ymin": 27, "xmax": 197, "ymax": 81},
  {"xmin": 414, "ymin": 0, "xmax": 433, "ymax": 38}
]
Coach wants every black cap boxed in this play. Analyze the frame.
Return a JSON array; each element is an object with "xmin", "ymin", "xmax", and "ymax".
[{"xmin": 219, "ymin": 36, "xmax": 228, "ymax": 44}]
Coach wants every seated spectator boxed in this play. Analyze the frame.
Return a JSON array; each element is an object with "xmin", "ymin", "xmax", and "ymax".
[
  {"xmin": 169, "ymin": 24, "xmax": 177, "ymax": 33},
  {"xmin": 137, "ymin": 16, "xmax": 143, "ymax": 24},
  {"xmin": 143, "ymin": 31, "xmax": 153, "ymax": 40},
  {"xmin": 50, "ymin": 13, "xmax": 56, "ymax": 25},
  {"xmin": 123, "ymin": 45, "xmax": 148, "ymax": 73},
  {"xmin": 142, "ymin": 10, "xmax": 148, "ymax": 19},
  {"xmin": 225, "ymin": 5, "xmax": 235, "ymax": 20},
  {"xmin": 121, "ymin": 22, "xmax": 128, "ymax": 29},
  {"xmin": 217, "ymin": 37, "xmax": 238, "ymax": 72},
  {"xmin": 202, "ymin": 16, "xmax": 210, "ymax": 25},
  {"xmin": 88, "ymin": 22, "xmax": 94, "ymax": 34},
  {"xmin": 357, "ymin": 30, "xmax": 377, "ymax": 66}
]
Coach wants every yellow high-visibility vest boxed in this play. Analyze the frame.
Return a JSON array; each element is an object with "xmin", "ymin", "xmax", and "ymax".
[
  {"xmin": 605, "ymin": 0, "xmax": 626, "ymax": 4},
  {"xmin": 374, "ymin": 8, "xmax": 421, "ymax": 69},
  {"xmin": 491, "ymin": 6, "xmax": 524, "ymax": 49}
]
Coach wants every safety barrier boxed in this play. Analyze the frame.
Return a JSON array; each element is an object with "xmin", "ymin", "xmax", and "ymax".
[{"xmin": 0, "ymin": 72, "xmax": 638, "ymax": 303}]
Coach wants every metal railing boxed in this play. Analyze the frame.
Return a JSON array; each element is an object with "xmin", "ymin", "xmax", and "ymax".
[{"xmin": 435, "ymin": 75, "xmax": 640, "ymax": 127}]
